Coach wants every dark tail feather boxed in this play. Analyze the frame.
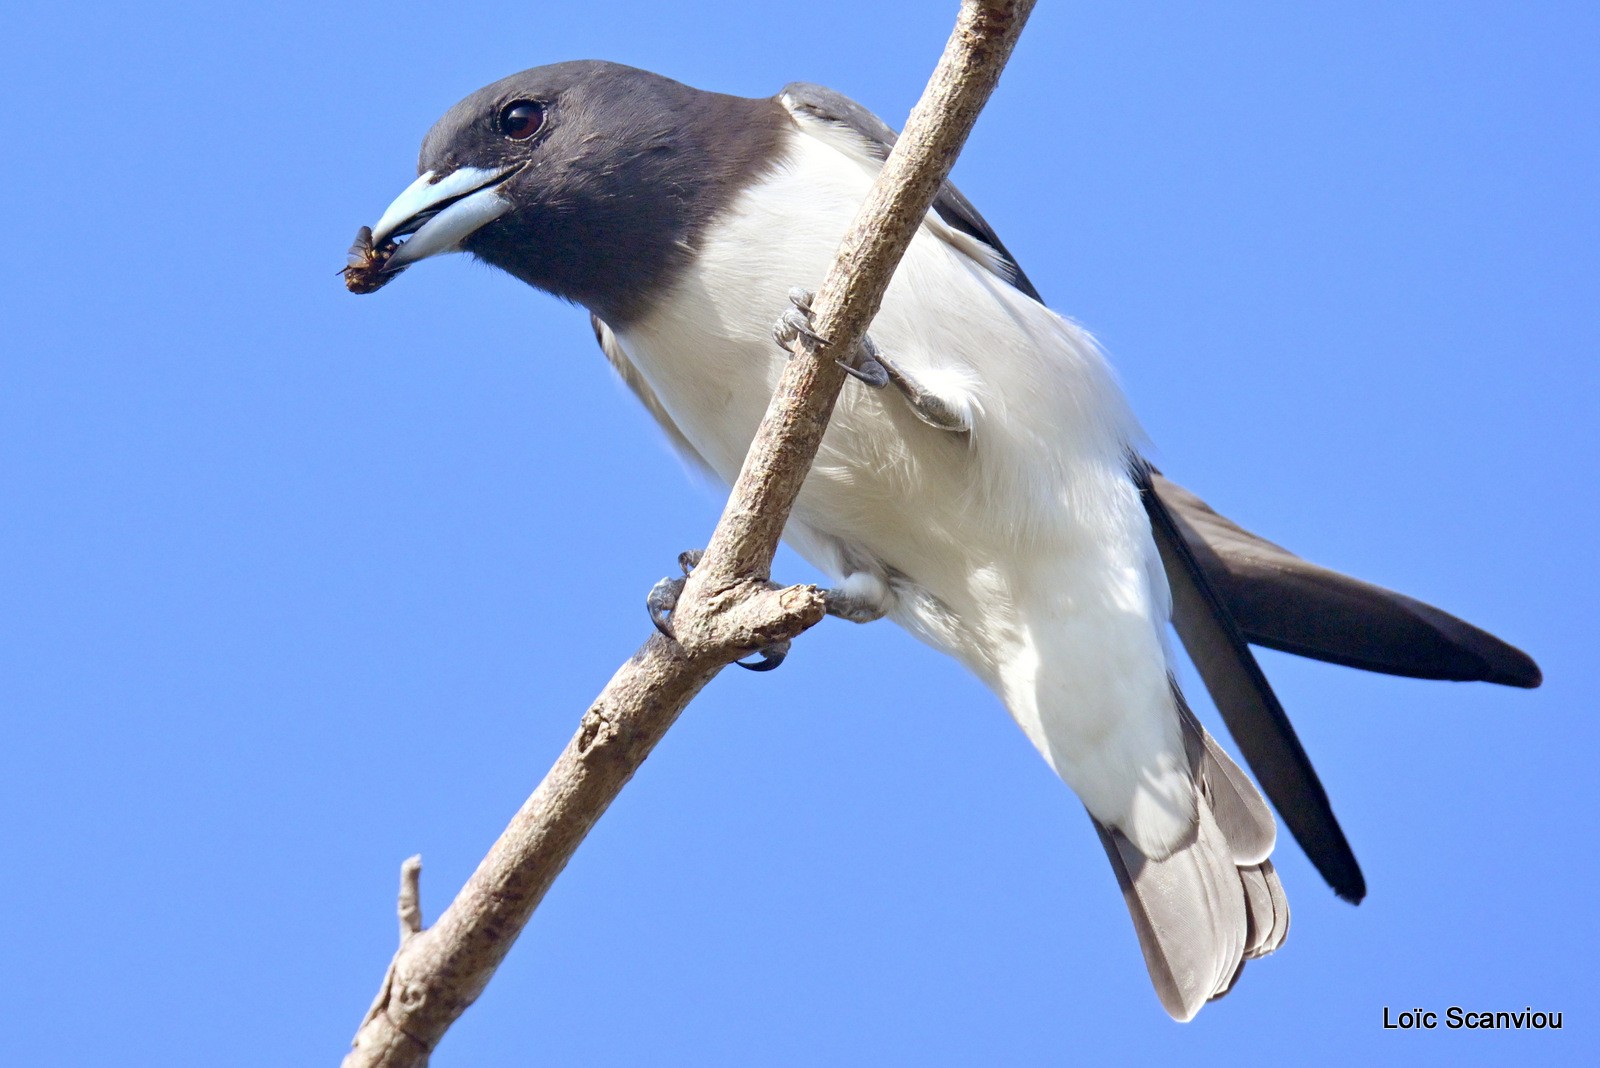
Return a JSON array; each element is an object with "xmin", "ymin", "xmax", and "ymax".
[
  {"xmin": 1139, "ymin": 466, "xmax": 1367, "ymax": 902},
  {"xmin": 1149, "ymin": 473, "xmax": 1541, "ymax": 688}
]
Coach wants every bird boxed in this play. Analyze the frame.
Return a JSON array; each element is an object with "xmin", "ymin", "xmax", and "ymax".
[{"xmin": 346, "ymin": 60, "xmax": 1541, "ymax": 1020}]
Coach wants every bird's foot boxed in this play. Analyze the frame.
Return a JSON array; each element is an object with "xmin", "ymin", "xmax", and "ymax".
[
  {"xmin": 772, "ymin": 287, "xmax": 889, "ymax": 388},
  {"xmin": 646, "ymin": 549, "xmax": 703, "ymax": 636},
  {"xmin": 646, "ymin": 549, "xmax": 790, "ymax": 671},
  {"xmin": 771, "ymin": 290, "xmax": 968, "ymax": 431},
  {"xmin": 875, "ymin": 355, "xmax": 972, "ymax": 432},
  {"xmin": 824, "ymin": 571, "xmax": 891, "ymax": 624}
]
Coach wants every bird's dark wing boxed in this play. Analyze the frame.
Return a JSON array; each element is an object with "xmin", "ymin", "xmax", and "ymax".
[
  {"xmin": 777, "ymin": 82, "xmax": 1044, "ymax": 302},
  {"xmin": 1139, "ymin": 465, "xmax": 1366, "ymax": 902},
  {"xmin": 1149, "ymin": 473, "xmax": 1542, "ymax": 688}
]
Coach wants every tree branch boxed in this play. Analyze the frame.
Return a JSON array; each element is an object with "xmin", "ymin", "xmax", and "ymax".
[{"xmin": 342, "ymin": 3, "xmax": 1036, "ymax": 1064}]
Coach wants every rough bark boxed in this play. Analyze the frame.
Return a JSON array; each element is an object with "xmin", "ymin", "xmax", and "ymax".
[{"xmin": 343, "ymin": 3, "xmax": 1036, "ymax": 1064}]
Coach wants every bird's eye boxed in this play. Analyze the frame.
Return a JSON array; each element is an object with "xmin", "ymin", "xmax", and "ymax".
[{"xmin": 498, "ymin": 101, "xmax": 546, "ymax": 141}]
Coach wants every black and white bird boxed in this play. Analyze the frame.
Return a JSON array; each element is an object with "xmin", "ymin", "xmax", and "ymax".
[{"xmin": 349, "ymin": 60, "xmax": 1540, "ymax": 1020}]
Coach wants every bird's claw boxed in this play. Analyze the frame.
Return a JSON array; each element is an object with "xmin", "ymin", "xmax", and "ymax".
[
  {"xmin": 774, "ymin": 306, "xmax": 829, "ymax": 349},
  {"xmin": 646, "ymin": 549, "xmax": 790, "ymax": 670},
  {"xmin": 772, "ymin": 287, "xmax": 888, "ymax": 388},
  {"xmin": 646, "ymin": 549, "xmax": 704, "ymax": 639},
  {"xmin": 736, "ymin": 639, "xmax": 790, "ymax": 672},
  {"xmin": 844, "ymin": 336, "xmax": 890, "ymax": 389},
  {"xmin": 646, "ymin": 575, "xmax": 685, "ymax": 639}
]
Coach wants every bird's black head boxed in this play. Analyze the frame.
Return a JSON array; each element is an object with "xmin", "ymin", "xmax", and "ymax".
[{"xmin": 352, "ymin": 61, "xmax": 788, "ymax": 325}]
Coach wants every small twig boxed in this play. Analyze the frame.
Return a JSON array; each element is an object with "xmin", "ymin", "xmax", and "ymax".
[
  {"xmin": 342, "ymin": 4, "xmax": 1035, "ymax": 1065},
  {"xmin": 397, "ymin": 855, "xmax": 423, "ymax": 942}
]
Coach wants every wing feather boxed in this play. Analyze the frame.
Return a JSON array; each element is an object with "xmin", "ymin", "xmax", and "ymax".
[
  {"xmin": 1151, "ymin": 473, "xmax": 1541, "ymax": 687},
  {"xmin": 777, "ymin": 82, "xmax": 1043, "ymax": 301}
]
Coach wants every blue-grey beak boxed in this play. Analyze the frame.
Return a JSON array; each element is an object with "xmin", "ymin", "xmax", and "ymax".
[{"xmin": 367, "ymin": 164, "xmax": 524, "ymax": 272}]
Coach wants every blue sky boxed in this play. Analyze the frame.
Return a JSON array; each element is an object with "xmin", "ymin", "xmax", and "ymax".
[{"xmin": 4, "ymin": 2, "xmax": 1596, "ymax": 1065}]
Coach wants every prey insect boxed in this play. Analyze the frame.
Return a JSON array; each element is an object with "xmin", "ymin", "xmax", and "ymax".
[{"xmin": 342, "ymin": 225, "xmax": 402, "ymax": 294}]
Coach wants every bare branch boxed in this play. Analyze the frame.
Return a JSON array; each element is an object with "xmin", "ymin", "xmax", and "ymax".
[{"xmin": 343, "ymin": 4, "xmax": 1036, "ymax": 1064}]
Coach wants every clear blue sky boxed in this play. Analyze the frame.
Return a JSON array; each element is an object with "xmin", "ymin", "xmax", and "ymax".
[{"xmin": 4, "ymin": 2, "xmax": 1596, "ymax": 1065}]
